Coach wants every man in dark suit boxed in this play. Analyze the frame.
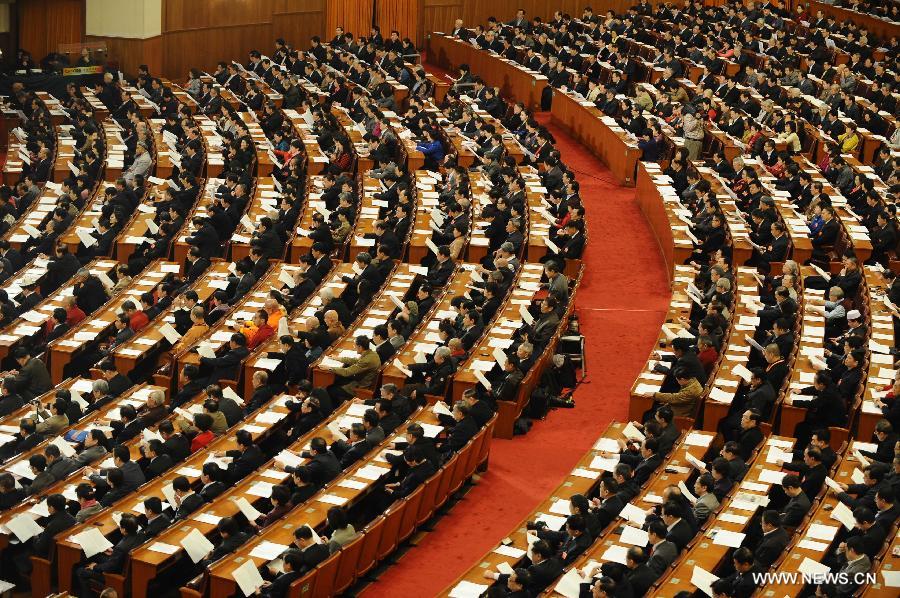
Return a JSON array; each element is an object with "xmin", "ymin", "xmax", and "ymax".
[
  {"xmin": 172, "ymin": 475, "xmax": 205, "ymax": 520},
  {"xmin": 285, "ymin": 525, "xmax": 330, "ymax": 575},
  {"xmin": 141, "ymin": 497, "xmax": 172, "ymax": 538},
  {"xmin": 646, "ymin": 521, "xmax": 678, "ymax": 575},
  {"xmin": 620, "ymin": 437, "xmax": 662, "ymax": 486},
  {"xmin": 74, "ymin": 514, "xmax": 144, "ymax": 595},
  {"xmin": 536, "ymin": 514, "xmax": 592, "ymax": 565},
  {"xmin": 330, "ymin": 423, "xmax": 371, "ymax": 469},
  {"xmin": 199, "ymin": 333, "xmax": 250, "ymax": 385},
  {"xmin": 737, "ymin": 409, "xmax": 765, "ymax": 461},
  {"xmin": 624, "ymin": 547, "xmax": 659, "ymax": 597},
  {"xmin": 221, "ymin": 430, "xmax": 266, "ymax": 484},
  {"xmin": 261, "ymin": 551, "xmax": 303, "ymax": 597},
  {"xmin": 781, "ymin": 474, "xmax": 812, "ymax": 527},
  {"xmin": 592, "ymin": 477, "xmax": 625, "ymax": 529},
  {"xmin": 661, "ymin": 500, "xmax": 695, "ymax": 551},
  {"xmin": 160, "ymin": 420, "xmax": 190, "ymax": 463},
  {"xmin": 711, "ymin": 547, "xmax": 759, "ymax": 598},
  {"xmin": 442, "ymin": 401, "xmax": 478, "ymax": 454},
  {"xmin": 290, "ymin": 437, "xmax": 340, "ymax": 486},
  {"xmin": 752, "ymin": 510, "xmax": 789, "ymax": 569},
  {"xmin": 385, "ymin": 445, "xmax": 437, "ymax": 500},
  {"xmin": 73, "ymin": 268, "xmax": 109, "ymax": 314},
  {"xmin": 483, "ymin": 539, "xmax": 563, "ymax": 594},
  {"xmin": 141, "ymin": 439, "xmax": 173, "ymax": 479}
]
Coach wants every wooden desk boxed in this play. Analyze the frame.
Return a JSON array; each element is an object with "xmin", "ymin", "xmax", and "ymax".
[
  {"xmin": 451, "ymin": 263, "xmax": 545, "ymax": 404},
  {"xmin": 635, "ymin": 162, "xmax": 694, "ymax": 284},
  {"xmin": 0, "ymin": 258, "xmax": 118, "ymax": 364},
  {"xmin": 229, "ymin": 177, "xmax": 295, "ymax": 262},
  {"xmin": 310, "ymin": 263, "xmax": 413, "ymax": 388},
  {"xmin": 379, "ymin": 265, "xmax": 470, "ymax": 390},
  {"xmin": 242, "ymin": 263, "xmax": 354, "ymax": 397},
  {"xmin": 544, "ymin": 430, "xmax": 718, "ymax": 598},
  {"xmin": 552, "ymin": 90, "xmax": 643, "ymax": 186},
  {"xmin": 857, "ymin": 266, "xmax": 896, "ymax": 442},
  {"xmin": 427, "ymin": 34, "xmax": 548, "ymax": 112},
  {"xmin": 628, "ymin": 266, "xmax": 697, "ymax": 422},
  {"xmin": 205, "ymin": 405, "xmax": 449, "ymax": 598},
  {"xmin": 110, "ymin": 262, "xmax": 232, "ymax": 377},
  {"xmin": 762, "ymin": 450, "xmax": 862, "ymax": 597},
  {"xmin": 47, "ymin": 260, "xmax": 180, "ymax": 384},
  {"xmin": 441, "ymin": 422, "xmax": 629, "ymax": 596},
  {"xmin": 54, "ymin": 385, "xmax": 281, "ymax": 595}
]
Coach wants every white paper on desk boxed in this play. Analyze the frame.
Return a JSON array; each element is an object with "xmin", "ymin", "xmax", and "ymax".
[
  {"xmin": 797, "ymin": 556, "xmax": 831, "ymax": 580},
  {"xmin": 711, "ymin": 528, "xmax": 746, "ymax": 548},
  {"xmin": 247, "ymin": 481, "xmax": 273, "ymax": 498},
  {"xmin": 76, "ymin": 228, "xmax": 97, "ymax": 247},
  {"xmin": 448, "ymin": 580, "xmax": 490, "ymax": 598},
  {"xmin": 766, "ymin": 446, "xmax": 792, "ymax": 464},
  {"xmin": 757, "ymin": 469, "xmax": 785, "ymax": 485},
  {"xmin": 180, "ymin": 527, "xmax": 215, "ymax": 563},
  {"xmin": 553, "ymin": 567, "xmax": 586, "ymax": 598},
  {"xmin": 732, "ymin": 363, "xmax": 753, "ymax": 382},
  {"xmin": 51, "ymin": 435, "xmax": 77, "ymax": 458},
  {"xmin": 493, "ymin": 544, "xmax": 526, "ymax": 559},
  {"xmin": 824, "ymin": 476, "xmax": 843, "ymax": 493},
  {"xmin": 691, "ymin": 565, "xmax": 719, "ymax": 597},
  {"xmin": 594, "ymin": 437, "xmax": 620, "ymax": 452},
  {"xmin": 496, "ymin": 561, "xmax": 515, "ymax": 576},
  {"xmin": 601, "ymin": 544, "xmax": 629, "ymax": 565},
  {"xmin": 232, "ymin": 558, "xmax": 266, "ymax": 596},
  {"xmin": 222, "ymin": 385, "xmax": 244, "ymax": 406},
  {"xmin": 620, "ymin": 502, "xmax": 647, "ymax": 526},
  {"xmin": 548, "ymin": 498, "xmax": 571, "ymax": 516},
  {"xmin": 196, "ymin": 344, "xmax": 216, "ymax": 359},
  {"xmin": 72, "ymin": 526, "xmax": 114, "ymax": 558},
  {"xmin": 830, "ymin": 502, "xmax": 856, "ymax": 530},
  {"xmin": 620, "ymin": 525, "xmax": 650, "ymax": 547},
  {"xmin": 518, "ymin": 304, "xmax": 534, "ymax": 325},
  {"xmin": 535, "ymin": 512, "xmax": 567, "ymax": 530},
  {"xmin": 192, "ymin": 512, "xmax": 222, "ymax": 525},
  {"xmin": 158, "ymin": 322, "xmax": 181, "ymax": 344},
  {"xmin": 850, "ymin": 468, "xmax": 865, "ymax": 485},
  {"xmin": 572, "ymin": 467, "xmax": 601, "ymax": 480},
  {"xmin": 161, "ymin": 483, "xmax": 177, "ymax": 508},
  {"xmin": 0, "ymin": 580, "xmax": 14, "ymax": 594},
  {"xmin": 684, "ymin": 432, "xmax": 712, "ymax": 447},
  {"xmin": 798, "ymin": 538, "xmax": 830, "ymax": 552},
  {"xmin": 250, "ymin": 540, "xmax": 290, "ymax": 561},
  {"xmin": 588, "ymin": 455, "xmax": 619, "ymax": 471},
  {"xmin": 7, "ymin": 513, "xmax": 43, "ymax": 542},
  {"xmin": 881, "ymin": 570, "xmax": 900, "ymax": 587},
  {"xmin": 148, "ymin": 542, "xmax": 180, "ymax": 555},
  {"xmin": 718, "ymin": 512, "xmax": 749, "ymax": 525},
  {"xmin": 355, "ymin": 464, "xmax": 390, "ymax": 481},
  {"xmin": 622, "ymin": 422, "xmax": 645, "ymax": 442},
  {"xmin": 806, "ymin": 523, "xmax": 839, "ymax": 542}
]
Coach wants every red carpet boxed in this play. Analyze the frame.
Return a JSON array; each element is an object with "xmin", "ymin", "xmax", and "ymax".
[{"xmin": 360, "ymin": 100, "xmax": 671, "ymax": 595}]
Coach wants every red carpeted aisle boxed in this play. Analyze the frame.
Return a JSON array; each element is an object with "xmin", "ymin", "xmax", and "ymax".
[{"xmin": 360, "ymin": 109, "xmax": 671, "ymax": 596}]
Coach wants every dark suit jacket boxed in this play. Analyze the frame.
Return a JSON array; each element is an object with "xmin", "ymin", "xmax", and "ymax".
[
  {"xmin": 753, "ymin": 527, "xmax": 789, "ymax": 568},
  {"xmin": 34, "ymin": 511, "xmax": 76, "ymax": 557},
  {"xmin": 666, "ymin": 518, "xmax": 694, "ymax": 551}
]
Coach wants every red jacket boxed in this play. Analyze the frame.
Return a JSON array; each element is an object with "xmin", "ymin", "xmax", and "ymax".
[
  {"xmin": 67, "ymin": 305, "xmax": 86, "ymax": 326},
  {"xmin": 130, "ymin": 310, "xmax": 149, "ymax": 332},
  {"xmin": 248, "ymin": 323, "xmax": 275, "ymax": 350},
  {"xmin": 191, "ymin": 430, "xmax": 215, "ymax": 452}
]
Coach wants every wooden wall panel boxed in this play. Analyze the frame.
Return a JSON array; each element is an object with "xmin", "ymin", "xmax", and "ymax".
[
  {"xmin": 164, "ymin": 0, "xmax": 276, "ymax": 31},
  {"xmin": 325, "ymin": 0, "xmax": 374, "ymax": 41},
  {"xmin": 85, "ymin": 34, "xmax": 163, "ymax": 79},
  {"xmin": 18, "ymin": 0, "xmax": 84, "ymax": 60},
  {"xmin": 163, "ymin": 22, "xmax": 273, "ymax": 81},
  {"xmin": 273, "ymin": 0, "xmax": 326, "ymax": 49},
  {"xmin": 158, "ymin": 0, "xmax": 326, "ymax": 80}
]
